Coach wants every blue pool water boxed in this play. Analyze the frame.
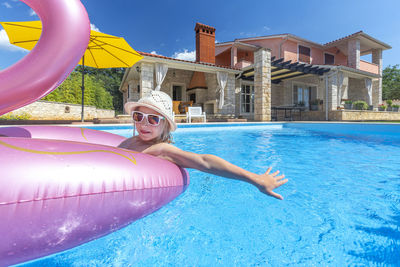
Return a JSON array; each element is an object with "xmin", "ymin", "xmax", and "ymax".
[{"xmin": 22, "ymin": 123, "xmax": 400, "ymax": 266}]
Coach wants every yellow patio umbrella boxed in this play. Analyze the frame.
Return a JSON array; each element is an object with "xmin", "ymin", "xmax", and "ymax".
[{"xmin": 0, "ymin": 20, "xmax": 143, "ymax": 121}]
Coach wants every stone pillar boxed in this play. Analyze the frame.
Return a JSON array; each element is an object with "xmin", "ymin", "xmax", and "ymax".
[
  {"xmin": 231, "ymin": 46, "xmax": 237, "ymax": 68},
  {"xmin": 372, "ymin": 49, "xmax": 383, "ymax": 105},
  {"xmin": 329, "ymin": 72, "xmax": 338, "ymax": 110},
  {"xmin": 254, "ymin": 48, "xmax": 271, "ymax": 121},
  {"xmin": 220, "ymin": 73, "xmax": 236, "ymax": 116},
  {"xmin": 347, "ymin": 39, "xmax": 360, "ymax": 69},
  {"xmin": 139, "ymin": 63, "xmax": 154, "ymax": 97}
]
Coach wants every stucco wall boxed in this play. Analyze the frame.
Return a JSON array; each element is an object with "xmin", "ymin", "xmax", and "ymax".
[
  {"xmin": 215, "ymin": 49, "xmax": 231, "ymax": 66},
  {"xmin": 239, "ymin": 37, "xmax": 350, "ymax": 66},
  {"xmin": 240, "ymin": 38, "xmax": 283, "ymax": 59}
]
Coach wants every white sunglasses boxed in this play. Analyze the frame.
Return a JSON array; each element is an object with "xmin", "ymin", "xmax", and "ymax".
[{"xmin": 132, "ymin": 111, "xmax": 165, "ymax": 126}]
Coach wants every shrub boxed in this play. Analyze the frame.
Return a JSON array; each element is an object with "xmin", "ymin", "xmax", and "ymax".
[
  {"xmin": 386, "ymin": 100, "xmax": 393, "ymax": 106},
  {"xmin": 344, "ymin": 100, "xmax": 352, "ymax": 104},
  {"xmin": 0, "ymin": 112, "xmax": 31, "ymax": 120},
  {"xmin": 352, "ymin": 100, "xmax": 369, "ymax": 110},
  {"xmin": 378, "ymin": 104, "xmax": 387, "ymax": 110},
  {"xmin": 392, "ymin": 104, "xmax": 400, "ymax": 108}
]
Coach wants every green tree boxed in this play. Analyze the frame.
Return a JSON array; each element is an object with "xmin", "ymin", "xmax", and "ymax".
[
  {"xmin": 42, "ymin": 70, "xmax": 114, "ymax": 109},
  {"xmin": 382, "ymin": 65, "xmax": 400, "ymax": 100},
  {"xmin": 75, "ymin": 67, "xmax": 125, "ymax": 112}
]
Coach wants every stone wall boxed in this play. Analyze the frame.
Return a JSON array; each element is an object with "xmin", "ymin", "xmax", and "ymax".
[
  {"xmin": 372, "ymin": 79, "xmax": 380, "ymax": 107},
  {"xmin": 205, "ymin": 72, "xmax": 218, "ymax": 101},
  {"xmin": 272, "ymin": 83, "xmax": 284, "ymax": 106},
  {"xmin": 281, "ymin": 75, "xmax": 325, "ymax": 108},
  {"xmin": 299, "ymin": 110, "xmax": 400, "ymax": 121},
  {"xmin": 162, "ymin": 69, "xmax": 192, "ymax": 99},
  {"xmin": 341, "ymin": 110, "xmax": 400, "ymax": 121},
  {"xmin": 4, "ymin": 101, "xmax": 115, "ymax": 120},
  {"xmin": 348, "ymin": 77, "xmax": 368, "ymax": 102}
]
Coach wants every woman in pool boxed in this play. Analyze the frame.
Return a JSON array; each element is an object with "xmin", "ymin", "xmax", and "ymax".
[{"xmin": 118, "ymin": 91, "xmax": 288, "ymax": 200}]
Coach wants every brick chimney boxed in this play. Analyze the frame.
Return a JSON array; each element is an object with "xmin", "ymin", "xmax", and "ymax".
[{"xmin": 195, "ymin": 23, "xmax": 215, "ymax": 64}]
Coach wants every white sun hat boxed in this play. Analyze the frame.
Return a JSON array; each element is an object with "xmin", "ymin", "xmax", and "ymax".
[{"xmin": 124, "ymin": 90, "xmax": 177, "ymax": 131}]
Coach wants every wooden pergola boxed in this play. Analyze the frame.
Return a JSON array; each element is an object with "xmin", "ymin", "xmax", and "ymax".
[{"xmin": 237, "ymin": 57, "xmax": 331, "ymax": 83}]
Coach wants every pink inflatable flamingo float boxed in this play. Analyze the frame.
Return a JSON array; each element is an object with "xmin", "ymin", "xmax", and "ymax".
[{"xmin": 0, "ymin": 1, "xmax": 189, "ymax": 266}]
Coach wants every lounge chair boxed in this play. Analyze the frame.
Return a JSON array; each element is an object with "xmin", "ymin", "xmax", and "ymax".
[{"xmin": 187, "ymin": 106, "xmax": 206, "ymax": 123}]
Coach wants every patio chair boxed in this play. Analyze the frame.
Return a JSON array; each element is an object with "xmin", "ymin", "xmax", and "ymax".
[
  {"xmin": 187, "ymin": 106, "xmax": 206, "ymax": 123},
  {"xmin": 173, "ymin": 101, "xmax": 181, "ymax": 115}
]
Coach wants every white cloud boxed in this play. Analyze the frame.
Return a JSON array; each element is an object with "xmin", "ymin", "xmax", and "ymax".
[
  {"xmin": 29, "ymin": 8, "xmax": 36, "ymax": 16},
  {"xmin": 150, "ymin": 51, "xmax": 158, "ymax": 55},
  {"xmin": 172, "ymin": 49, "xmax": 195, "ymax": 61},
  {"xmin": 2, "ymin": 2, "xmax": 12, "ymax": 8},
  {"xmin": 263, "ymin": 26, "xmax": 270, "ymax": 31},
  {"xmin": 0, "ymin": 29, "xmax": 28, "ymax": 52},
  {"xmin": 90, "ymin": 23, "xmax": 101, "ymax": 32}
]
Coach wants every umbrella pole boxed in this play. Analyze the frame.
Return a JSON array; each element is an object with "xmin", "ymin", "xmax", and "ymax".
[{"xmin": 81, "ymin": 56, "xmax": 85, "ymax": 122}]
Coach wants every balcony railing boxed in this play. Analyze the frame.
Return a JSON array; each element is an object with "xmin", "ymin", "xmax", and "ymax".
[
  {"xmin": 235, "ymin": 60, "xmax": 253, "ymax": 69},
  {"xmin": 359, "ymin": 60, "xmax": 379, "ymax": 74}
]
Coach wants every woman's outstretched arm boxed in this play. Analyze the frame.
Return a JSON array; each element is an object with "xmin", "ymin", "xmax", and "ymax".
[{"xmin": 143, "ymin": 143, "xmax": 288, "ymax": 200}]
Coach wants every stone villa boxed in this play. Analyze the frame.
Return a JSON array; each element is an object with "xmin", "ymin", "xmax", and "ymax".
[{"xmin": 119, "ymin": 23, "xmax": 396, "ymax": 121}]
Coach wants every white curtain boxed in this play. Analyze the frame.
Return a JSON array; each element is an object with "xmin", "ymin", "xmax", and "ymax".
[
  {"xmin": 337, "ymin": 72, "xmax": 344, "ymax": 106},
  {"xmin": 154, "ymin": 63, "xmax": 168, "ymax": 91},
  {"xmin": 365, "ymin": 78, "xmax": 372, "ymax": 105},
  {"xmin": 217, "ymin": 72, "xmax": 228, "ymax": 109}
]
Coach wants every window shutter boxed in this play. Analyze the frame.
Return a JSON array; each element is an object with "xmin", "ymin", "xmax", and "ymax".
[
  {"xmin": 324, "ymin": 53, "xmax": 334, "ymax": 65},
  {"xmin": 298, "ymin": 45, "xmax": 311, "ymax": 63}
]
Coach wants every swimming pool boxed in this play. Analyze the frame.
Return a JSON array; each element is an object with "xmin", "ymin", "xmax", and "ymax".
[{"xmin": 21, "ymin": 123, "xmax": 400, "ymax": 266}]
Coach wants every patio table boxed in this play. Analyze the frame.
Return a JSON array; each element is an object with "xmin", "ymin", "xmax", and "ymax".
[{"xmin": 271, "ymin": 106, "xmax": 306, "ymax": 121}]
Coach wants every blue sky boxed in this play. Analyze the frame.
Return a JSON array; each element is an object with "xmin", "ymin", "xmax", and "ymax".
[{"xmin": 1, "ymin": 0, "xmax": 399, "ymax": 70}]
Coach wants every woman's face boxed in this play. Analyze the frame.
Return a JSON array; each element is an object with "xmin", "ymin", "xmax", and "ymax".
[{"xmin": 134, "ymin": 106, "xmax": 166, "ymax": 142}]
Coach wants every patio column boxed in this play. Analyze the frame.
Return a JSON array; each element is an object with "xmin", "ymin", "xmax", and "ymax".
[
  {"xmin": 254, "ymin": 48, "xmax": 272, "ymax": 121},
  {"xmin": 324, "ymin": 71, "xmax": 338, "ymax": 112},
  {"xmin": 372, "ymin": 49, "xmax": 383, "ymax": 105},
  {"xmin": 330, "ymin": 73, "xmax": 338, "ymax": 110},
  {"xmin": 139, "ymin": 63, "xmax": 154, "ymax": 97},
  {"xmin": 337, "ymin": 71, "xmax": 347, "ymax": 107},
  {"xmin": 231, "ymin": 46, "xmax": 237, "ymax": 67},
  {"xmin": 348, "ymin": 39, "xmax": 360, "ymax": 69},
  {"xmin": 341, "ymin": 75, "xmax": 349, "ymax": 100}
]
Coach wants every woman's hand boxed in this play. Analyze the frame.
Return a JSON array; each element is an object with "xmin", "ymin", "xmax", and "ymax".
[{"xmin": 253, "ymin": 167, "xmax": 288, "ymax": 200}]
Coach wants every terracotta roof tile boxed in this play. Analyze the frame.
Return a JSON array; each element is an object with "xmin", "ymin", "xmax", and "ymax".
[
  {"xmin": 138, "ymin": 51, "xmax": 239, "ymax": 70},
  {"xmin": 323, "ymin": 31, "xmax": 363, "ymax": 46}
]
